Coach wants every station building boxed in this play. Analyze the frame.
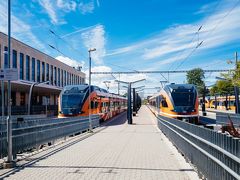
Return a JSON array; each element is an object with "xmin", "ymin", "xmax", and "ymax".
[{"xmin": 0, "ymin": 32, "xmax": 85, "ymax": 115}]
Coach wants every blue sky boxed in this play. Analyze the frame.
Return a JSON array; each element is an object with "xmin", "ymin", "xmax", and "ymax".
[{"xmin": 0, "ymin": 0, "xmax": 239, "ymax": 96}]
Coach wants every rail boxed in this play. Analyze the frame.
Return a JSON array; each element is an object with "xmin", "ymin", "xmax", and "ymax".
[
  {"xmin": 0, "ymin": 115, "xmax": 100, "ymax": 159},
  {"xmin": 157, "ymin": 115, "xmax": 240, "ymax": 180}
]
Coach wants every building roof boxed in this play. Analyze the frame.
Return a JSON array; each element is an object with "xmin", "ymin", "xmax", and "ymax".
[{"xmin": 0, "ymin": 31, "xmax": 85, "ymax": 77}]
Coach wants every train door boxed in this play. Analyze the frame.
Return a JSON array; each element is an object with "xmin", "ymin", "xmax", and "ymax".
[{"xmin": 160, "ymin": 96, "xmax": 168, "ymax": 114}]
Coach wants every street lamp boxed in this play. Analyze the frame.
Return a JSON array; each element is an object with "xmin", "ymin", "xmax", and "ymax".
[
  {"xmin": 88, "ymin": 48, "xmax": 96, "ymax": 132},
  {"xmin": 2, "ymin": 0, "xmax": 16, "ymax": 168},
  {"xmin": 28, "ymin": 81, "xmax": 50, "ymax": 115}
]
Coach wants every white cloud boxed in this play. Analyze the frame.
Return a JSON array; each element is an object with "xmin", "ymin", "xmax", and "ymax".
[
  {"xmin": 57, "ymin": 0, "xmax": 77, "ymax": 12},
  {"xmin": 56, "ymin": 55, "xmax": 85, "ymax": 68},
  {"xmin": 81, "ymin": 24, "xmax": 106, "ymax": 64},
  {"xmin": 38, "ymin": 0, "xmax": 89, "ymax": 25},
  {"xmin": 96, "ymin": 0, "xmax": 100, "ymax": 7},
  {"xmin": 38, "ymin": 0, "xmax": 59, "ymax": 24},
  {"xmin": 79, "ymin": 1, "xmax": 95, "ymax": 14},
  {"xmin": 0, "ymin": 2, "xmax": 45, "ymax": 50},
  {"xmin": 61, "ymin": 24, "xmax": 100, "ymax": 38},
  {"xmin": 106, "ymin": 45, "xmax": 139, "ymax": 57},
  {"xmin": 83, "ymin": 65, "xmax": 148, "ymax": 94},
  {"xmin": 84, "ymin": 65, "xmax": 113, "ymax": 89},
  {"xmin": 106, "ymin": 1, "xmax": 240, "ymax": 69}
]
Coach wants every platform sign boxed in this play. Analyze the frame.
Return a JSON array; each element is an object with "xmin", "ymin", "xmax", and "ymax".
[{"xmin": 0, "ymin": 68, "xmax": 18, "ymax": 81}]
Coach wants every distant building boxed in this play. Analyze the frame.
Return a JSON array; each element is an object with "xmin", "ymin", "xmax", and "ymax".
[{"xmin": 0, "ymin": 32, "xmax": 85, "ymax": 115}]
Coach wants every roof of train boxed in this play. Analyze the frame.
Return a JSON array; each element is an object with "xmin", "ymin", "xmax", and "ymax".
[
  {"xmin": 164, "ymin": 83, "xmax": 196, "ymax": 91},
  {"xmin": 62, "ymin": 84, "xmax": 127, "ymax": 100},
  {"xmin": 148, "ymin": 83, "xmax": 196, "ymax": 100}
]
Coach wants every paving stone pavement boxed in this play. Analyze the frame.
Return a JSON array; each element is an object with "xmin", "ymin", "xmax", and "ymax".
[{"xmin": 0, "ymin": 105, "xmax": 199, "ymax": 180}]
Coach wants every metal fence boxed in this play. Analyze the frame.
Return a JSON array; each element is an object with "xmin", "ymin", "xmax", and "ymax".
[
  {"xmin": 157, "ymin": 115, "xmax": 240, "ymax": 180},
  {"xmin": 0, "ymin": 105, "xmax": 58, "ymax": 116},
  {"xmin": 216, "ymin": 112, "xmax": 240, "ymax": 126},
  {"xmin": 0, "ymin": 115, "xmax": 99, "ymax": 159}
]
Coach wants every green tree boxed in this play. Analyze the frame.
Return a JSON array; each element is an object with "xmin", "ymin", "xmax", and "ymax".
[
  {"xmin": 221, "ymin": 61, "xmax": 240, "ymax": 86},
  {"xmin": 210, "ymin": 85, "xmax": 218, "ymax": 96},
  {"xmin": 215, "ymin": 80, "xmax": 234, "ymax": 95},
  {"xmin": 186, "ymin": 68, "xmax": 205, "ymax": 95}
]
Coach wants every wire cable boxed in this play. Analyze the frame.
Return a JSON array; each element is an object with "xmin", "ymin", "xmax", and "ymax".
[
  {"xmin": 174, "ymin": 0, "xmax": 240, "ymax": 71},
  {"xmin": 49, "ymin": 29, "xmax": 89, "ymax": 61}
]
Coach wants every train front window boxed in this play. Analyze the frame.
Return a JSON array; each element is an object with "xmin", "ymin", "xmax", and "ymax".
[
  {"xmin": 62, "ymin": 94, "xmax": 84, "ymax": 108},
  {"xmin": 171, "ymin": 91, "xmax": 194, "ymax": 106}
]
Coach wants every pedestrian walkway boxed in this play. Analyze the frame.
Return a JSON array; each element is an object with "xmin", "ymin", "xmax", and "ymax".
[{"xmin": 0, "ymin": 106, "xmax": 199, "ymax": 180}]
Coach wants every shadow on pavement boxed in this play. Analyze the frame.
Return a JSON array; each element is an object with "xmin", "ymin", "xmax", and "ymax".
[
  {"xmin": 101, "ymin": 112, "xmax": 127, "ymax": 127},
  {"xmin": 22, "ymin": 165, "xmax": 195, "ymax": 172}
]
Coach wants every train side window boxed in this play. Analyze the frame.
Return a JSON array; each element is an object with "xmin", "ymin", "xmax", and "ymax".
[
  {"xmin": 91, "ymin": 101, "xmax": 95, "ymax": 109},
  {"xmin": 161, "ymin": 100, "xmax": 168, "ymax": 107}
]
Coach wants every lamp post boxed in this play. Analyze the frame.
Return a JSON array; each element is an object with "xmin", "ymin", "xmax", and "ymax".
[
  {"xmin": 88, "ymin": 48, "xmax": 96, "ymax": 132},
  {"xmin": 226, "ymin": 52, "xmax": 240, "ymax": 114},
  {"xmin": 28, "ymin": 81, "xmax": 49, "ymax": 115},
  {"xmin": 3, "ymin": 0, "xmax": 15, "ymax": 168}
]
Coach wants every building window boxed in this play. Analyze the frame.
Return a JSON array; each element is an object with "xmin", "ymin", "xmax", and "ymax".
[
  {"xmin": 64, "ymin": 71, "xmax": 66, "ymax": 86},
  {"xmin": 67, "ymin": 72, "xmax": 69, "ymax": 85},
  {"xmin": 12, "ymin": 49, "xmax": 17, "ymax": 68},
  {"xmin": 26, "ymin": 55, "xmax": 30, "ymax": 81},
  {"xmin": 42, "ymin": 62, "xmax": 45, "ymax": 81},
  {"xmin": 50, "ymin": 65, "xmax": 53, "ymax": 85},
  {"xmin": 69, "ymin": 73, "xmax": 71, "ymax": 85},
  {"xmin": 46, "ymin": 63, "xmax": 49, "ymax": 81},
  {"xmin": 58, "ymin": 68, "xmax": 60, "ymax": 86},
  {"xmin": 32, "ymin": 58, "xmax": 35, "ymax": 81},
  {"xmin": 61, "ymin": 69, "xmax": 63, "ymax": 87},
  {"xmin": 54, "ymin": 67, "xmax": 57, "ymax": 85},
  {"xmin": 20, "ymin": 53, "xmax": 24, "ymax": 80},
  {"xmin": 4, "ymin": 46, "xmax": 8, "ymax": 68},
  {"xmin": 37, "ymin": 60, "xmax": 40, "ymax": 82}
]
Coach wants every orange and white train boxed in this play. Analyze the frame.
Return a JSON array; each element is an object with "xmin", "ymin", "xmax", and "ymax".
[
  {"xmin": 149, "ymin": 84, "xmax": 199, "ymax": 124},
  {"xmin": 58, "ymin": 85, "xmax": 127, "ymax": 121}
]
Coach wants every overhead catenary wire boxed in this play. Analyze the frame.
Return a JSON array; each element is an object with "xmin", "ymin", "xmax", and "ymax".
[
  {"xmin": 49, "ymin": 29, "xmax": 89, "ymax": 61},
  {"xmin": 169, "ymin": 0, "xmax": 223, "ymax": 71},
  {"xmin": 174, "ymin": 0, "xmax": 240, "ymax": 71}
]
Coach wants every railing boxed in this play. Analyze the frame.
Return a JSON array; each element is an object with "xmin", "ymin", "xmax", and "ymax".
[
  {"xmin": 157, "ymin": 115, "xmax": 240, "ymax": 180},
  {"xmin": 0, "ymin": 115, "xmax": 99, "ymax": 159},
  {"xmin": 0, "ymin": 105, "xmax": 58, "ymax": 116}
]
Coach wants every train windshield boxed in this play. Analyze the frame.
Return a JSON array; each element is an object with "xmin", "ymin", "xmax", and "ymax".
[
  {"xmin": 171, "ymin": 90, "xmax": 195, "ymax": 106},
  {"xmin": 62, "ymin": 94, "xmax": 84, "ymax": 108}
]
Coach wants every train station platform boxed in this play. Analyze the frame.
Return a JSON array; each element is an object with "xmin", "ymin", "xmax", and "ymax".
[{"xmin": 0, "ymin": 106, "xmax": 199, "ymax": 180}]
